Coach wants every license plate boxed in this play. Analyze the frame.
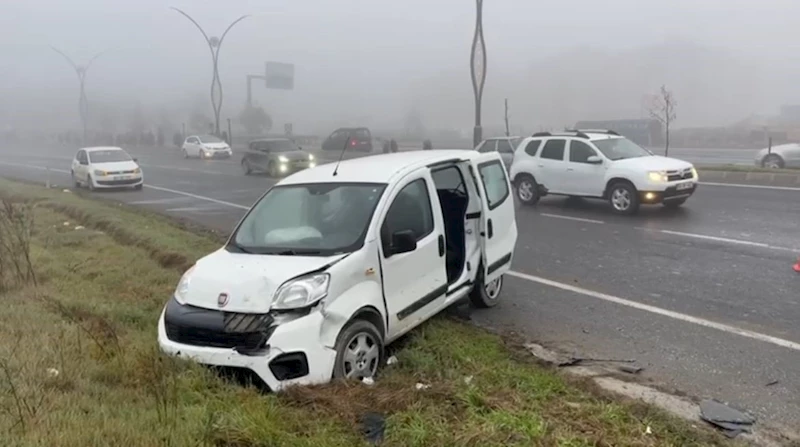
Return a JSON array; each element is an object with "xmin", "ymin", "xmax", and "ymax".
[{"xmin": 676, "ymin": 182, "xmax": 693, "ymax": 191}]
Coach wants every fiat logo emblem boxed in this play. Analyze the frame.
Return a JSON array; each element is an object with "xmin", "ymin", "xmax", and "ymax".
[{"xmin": 217, "ymin": 293, "xmax": 229, "ymax": 308}]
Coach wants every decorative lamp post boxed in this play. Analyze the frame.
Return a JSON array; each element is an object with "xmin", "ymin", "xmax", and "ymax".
[
  {"xmin": 50, "ymin": 47, "xmax": 108, "ymax": 144},
  {"xmin": 171, "ymin": 7, "xmax": 249, "ymax": 136},
  {"xmin": 470, "ymin": 0, "xmax": 487, "ymax": 148}
]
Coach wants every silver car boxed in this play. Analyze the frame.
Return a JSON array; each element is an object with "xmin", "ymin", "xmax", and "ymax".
[
  {"xmin": 474, "ymin": 136, "xmax": 523, "ymax": 169},
  {"xmin": 754, "ymin": 143, "xmax": 800, "ymax": 169}
]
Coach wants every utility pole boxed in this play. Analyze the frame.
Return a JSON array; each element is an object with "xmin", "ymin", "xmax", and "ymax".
[{"xmin": 504, "ymin": 98, "xmax": 510, "ymax": 137}]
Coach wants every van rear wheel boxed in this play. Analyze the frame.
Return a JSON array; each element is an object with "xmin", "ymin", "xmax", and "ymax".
[{"xmin": 469, "ymin": 267, "xmax": 503, "ymax": 308}]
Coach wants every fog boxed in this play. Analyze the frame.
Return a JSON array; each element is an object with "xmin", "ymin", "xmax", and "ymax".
[{"xmin": 2, "ymin": 0, "xmax": 800, "ymax": 137}]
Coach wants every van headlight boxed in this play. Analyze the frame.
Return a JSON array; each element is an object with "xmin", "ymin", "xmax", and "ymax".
[
  {"xmin": 93, "ymin": 169, "xmax": 107, "ymax": 177},
  {"xmin": 647, "ymin": 171, "xmax": 667, "ymax": 182},
  {"xmin": 272, "ymin": 273, "xmax": 330, "ymax": 310},
  {"xmin": 173, "ymin": 266, "xmax": 195, "ymax": 305},
  {"xmin": 308, "ymin": 154, "xmax": 315, "ymax": 161},
  {"xmin": 278, "ymin": 155, "xmax": 289, "ymax": 163},
  {"xmin": 691, "ymin": 167, "xmax": 698, "ymax": 180}
]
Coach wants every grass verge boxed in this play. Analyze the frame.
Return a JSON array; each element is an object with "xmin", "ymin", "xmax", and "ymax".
[{"xmin": 0, "ymin": 177, "xmax": 737, "ymax": 446}]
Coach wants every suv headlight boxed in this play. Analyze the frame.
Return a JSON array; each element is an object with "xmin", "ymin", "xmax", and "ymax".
[
  {"xmin": 278, "ymin": 155, "xmax": 289, "ymax": 163},
  {"xmin": 272, "ymin": 273, "xmax": 330, "ymax": 310},
  {"xmin": 647, "ymin": 171, "xmax": 667, "ymax": 182},
  {"xmin": 173, "ymin": 266, "xmax": 195, "ymax": 305}
]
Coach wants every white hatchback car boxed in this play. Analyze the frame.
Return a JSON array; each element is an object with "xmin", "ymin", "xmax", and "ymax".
[
  {"xmin": 182, "ymin": 134, "xmax": 232, "ymax": 159},
  {"xmin": 70, "ymin": 146, "xmax": 143, "ymax": 190},
  {"xmin": 509, "ymin": 130, "xmax": 698, "ymax": 215},
  {"xmin": 157, "ymin": 150, "xmax": 518, "ymax": 390}
]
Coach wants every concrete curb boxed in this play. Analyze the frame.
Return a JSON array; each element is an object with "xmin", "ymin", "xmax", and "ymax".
[
  {"xmin": 698, "ymin": 170, "xmax": 800, "ymax": 188},
  {"xmin": 523, "ymin": 342, "xmax": 796, "ymax": 446}
]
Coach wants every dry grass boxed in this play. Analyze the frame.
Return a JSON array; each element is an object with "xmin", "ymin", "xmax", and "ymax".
[{"xmin": 0, "ymin": 178, "xmax": 739, "ymax": 446}]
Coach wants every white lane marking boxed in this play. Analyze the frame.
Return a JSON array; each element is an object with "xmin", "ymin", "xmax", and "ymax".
[
  {"xmin": 540, "ymin": 213, "xmax": 604, "ymax": 224},
  {"xmin": 699, "ymin": 181, "xmax": 800, "ymax": 191},
  {"xmin": 505, "ymin": 270, "xmax": 800, "ymax": 353},
  {"xmin": 128, "ymin": 197, "xmax": 195, "ymax": 205},
  {"xmin": 143, "ymin": 184, "xmax": 250, "ymax": 210},
  {"xmin": 641, "ymin": 228, "xmax": 798, "ymax": 253}
]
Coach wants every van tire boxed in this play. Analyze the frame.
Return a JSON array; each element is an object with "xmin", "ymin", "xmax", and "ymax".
[
  {"xmin": 332, "ymin": 319, "xmax": 384, "ymax": 381},
  {"xmin": 469, "ymin": 266, "xmax": 503, "ymax": 308}
]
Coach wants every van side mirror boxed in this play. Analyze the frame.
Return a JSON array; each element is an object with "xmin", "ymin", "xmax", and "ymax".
[
  {"xmin": 586, "ymin": 155, "xmax": 603, "ymax": 164},
  {"xmin": 388, "ymin": 230, "xmax": 417, "ymax": 256},
  {"xmin": 132, "ymin": 158, "xmax": 138, "ymax": 162}
]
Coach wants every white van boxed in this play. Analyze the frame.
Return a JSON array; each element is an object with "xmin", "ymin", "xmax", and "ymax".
[{"xmin": 157, "ymin": 150, "xmax": 518, "ymax": 390}]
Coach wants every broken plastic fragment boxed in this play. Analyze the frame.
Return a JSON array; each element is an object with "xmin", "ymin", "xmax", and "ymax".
[
  {"xmin": 361, "ymin": 377, "xmax": 375, "ymax": 386},
  {"xmin": 619, "ymin": 365, "xmax": 643, "ymax": 374},
  {"xmin": 47, "ymin": 368, "xmax": 59, "ymax": 378},
  {"xmin": 699, "ymin": 399, "xmax": 755, "ymax": 439},
  {"xmin": 415, "ymin": 383, "xmax": 430, "ymax": 390},
  {"xmin": 464, "ymin": 375, "xmax": 473, "ymax": 385},
  {"xmin": 645, "ymin": 425, "xmax": 652, "ymax": 435},
  {"xmin": 74, "ymin": 226, "xmax": 85, "ymax": 231},
  {"xmin": 386, "ymin": 356, "xmax": 398, "ymax": 366}
]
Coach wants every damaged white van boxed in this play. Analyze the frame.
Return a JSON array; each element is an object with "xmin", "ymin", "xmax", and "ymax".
[{"xmin": 157, "ymin": 150, "xmax": 518, "ymax": 391}]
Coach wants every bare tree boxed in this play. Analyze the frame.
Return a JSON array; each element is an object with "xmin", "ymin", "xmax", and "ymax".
[{"xmin": 648, "ymin": 85, "xmax": 677, "ymax": 156}]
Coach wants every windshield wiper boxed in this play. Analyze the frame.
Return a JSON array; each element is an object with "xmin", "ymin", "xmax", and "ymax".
[
  {"xmin": 227, "ymin": 242, "xmax": 254, "ymax": 254},
  {"xmin": 273, "ymin": 249, "xmax": 323, "ymax": 256}
]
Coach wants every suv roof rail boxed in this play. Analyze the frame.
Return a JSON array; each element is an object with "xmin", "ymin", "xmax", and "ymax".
[
  {"xmin": 531, "ymin": 130, "xmax": 591, "ymax": 139},
  {"xmin": 565, "ymin": 128, "xmax": 620, "ymax": 136}
]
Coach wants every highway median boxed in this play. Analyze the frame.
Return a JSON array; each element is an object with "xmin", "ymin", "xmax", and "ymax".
[
  {"xmin": 0, "ymin": 177, "xmax": 737, "ymax": 446},
  {"xmin": 697, "ymin": 165, "xmax": 800, "ymax": 187}
]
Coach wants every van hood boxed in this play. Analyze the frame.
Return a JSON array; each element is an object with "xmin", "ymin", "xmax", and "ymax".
[
  {"xmin": 612, "ymin": 155, "xmax": 693, "ymax": 171},
  {"xmin": 182, "ymin": 248, "xmax": 346, "ymax": 313},
  {"xmin": 92, "ymin": 160, "xmax": 139, "ymax": 172}
]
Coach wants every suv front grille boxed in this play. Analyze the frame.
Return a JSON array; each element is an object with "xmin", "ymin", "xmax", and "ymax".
[{"xmin": 667, "ymin": 168, "xmax": 693, "ymax": 182}]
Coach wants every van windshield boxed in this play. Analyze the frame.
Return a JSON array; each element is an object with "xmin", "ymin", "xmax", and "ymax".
[{"xmin": 228, "ymin": 183, "xmax": 387, "ymax": 256}]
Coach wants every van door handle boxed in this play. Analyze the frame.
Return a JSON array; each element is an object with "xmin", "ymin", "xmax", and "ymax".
[
  {"xmin": 438, "ymin": 234, "xmax": 445, "ymax": 257},
  {"xmin": 487, "ymin": 219, "xmax": 494, "ymax": 239},
  {"xmin": 566, "ymin": 168, "xmax": 574, "ymax": 171},
  {"xmin": 537, "ymin": 164, "xmax": 544, "ymax": 168}
]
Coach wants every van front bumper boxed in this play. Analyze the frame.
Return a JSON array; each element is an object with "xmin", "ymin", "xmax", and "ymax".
[{"xmin": 157, "ymin": 298, "xmax": 336, "ymax": 391}]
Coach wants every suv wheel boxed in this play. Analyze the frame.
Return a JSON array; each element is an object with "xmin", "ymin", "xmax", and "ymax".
[
  {"xmin": 515, "ymin": 175, "xmax": 540, "ymax": 205},
  {"xmin": 608, "ymin": 181, "xmax": 640, "ymax": 215}
]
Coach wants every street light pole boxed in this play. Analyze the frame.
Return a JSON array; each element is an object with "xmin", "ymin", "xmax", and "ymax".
[
  {"xmin": 50, "ymin": 46, "xmax": 107, "ymax": 145},
  {"xmin": 470, "ymin": 0, "xmax": 487, "ymax": 148},
  {"xmin": 171, "ymin": 7, "xmax": 249, "ymax": 137}
]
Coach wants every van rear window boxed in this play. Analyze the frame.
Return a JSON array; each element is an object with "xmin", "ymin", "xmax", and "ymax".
[{"xmin": 354, "ymin": 129, "xmax": 371, "ymax": 139}]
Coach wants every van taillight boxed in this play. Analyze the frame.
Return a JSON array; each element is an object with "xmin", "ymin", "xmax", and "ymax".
[{"xmin": 350, "ymin": 139, "xmax": 357, "ymax": 146}]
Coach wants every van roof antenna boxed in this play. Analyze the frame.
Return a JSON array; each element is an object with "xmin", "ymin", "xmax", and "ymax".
[{"xmin": 332, "ymin": 133, "xmax": 350, "ymax": 176}]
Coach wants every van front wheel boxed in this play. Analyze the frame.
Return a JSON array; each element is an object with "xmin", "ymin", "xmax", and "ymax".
[
  {"xmin": 469, "ymin": 268, "xmax": 503, "ymax": 308},
  {"xmin": 332, "ymin": 320, "xmax": 384, "ymax": 381}
]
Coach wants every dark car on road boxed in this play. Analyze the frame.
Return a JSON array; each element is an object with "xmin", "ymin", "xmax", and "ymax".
[
  {"xmin": 321, "ymin": 127, "xmax": 373, "ymax": 153},
  {"xmin": 242, "ymin": 138, "xmax": 316, "ymax": 177}
]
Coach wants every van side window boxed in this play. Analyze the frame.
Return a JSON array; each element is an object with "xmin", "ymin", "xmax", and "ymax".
[
  {"xmin": 477, "ymin": 160, "xmax": 509, "ymax": 210},
  {"xmin": 381, "ymin": 179, "xmax": 434, "ymax": 253}
]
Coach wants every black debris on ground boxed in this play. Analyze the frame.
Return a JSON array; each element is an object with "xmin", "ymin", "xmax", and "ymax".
[
  {"xmin": 360, "ymin": 412, "xmax": 386, "ymax": 445},
  {"xmin": 699, "ymin": 399, "xmax": 756, "ymax": 439}
]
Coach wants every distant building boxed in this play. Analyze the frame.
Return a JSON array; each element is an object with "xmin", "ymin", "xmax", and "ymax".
[{"xmin": 573, "ymin": 119, "xmax": 662, "ymax": 147}]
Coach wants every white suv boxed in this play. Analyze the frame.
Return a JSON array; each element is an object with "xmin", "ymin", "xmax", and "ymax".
[{"xmin": 508, "ymin": 130, "xmax": 698, "ymax": 215}]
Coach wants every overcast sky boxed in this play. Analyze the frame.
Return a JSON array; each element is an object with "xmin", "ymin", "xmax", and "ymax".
[{"xmin": 2, "ymin": 0, "xmax": 800, "ymax": 134}]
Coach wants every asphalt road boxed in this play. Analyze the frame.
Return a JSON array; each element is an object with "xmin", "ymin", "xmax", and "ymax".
[{"xmin": 1, "ymin": 144, "xmax": 799, "ymax": 436}]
